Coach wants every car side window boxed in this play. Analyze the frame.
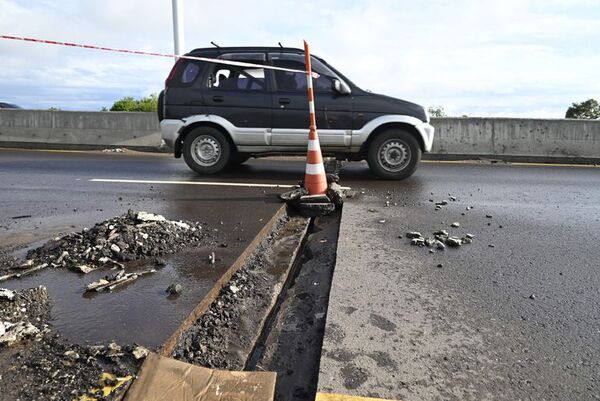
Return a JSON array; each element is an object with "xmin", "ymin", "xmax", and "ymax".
[
  {"xmin": 269, "ymin": 53, "xmax": 334, "ymax": 93},
  {"xmin": 205, "ymin": 53, "xmax": 267, "ymax": 92}
]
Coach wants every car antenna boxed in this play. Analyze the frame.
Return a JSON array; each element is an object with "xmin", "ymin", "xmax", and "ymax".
[
  {"xmin": 210, "ymin": 41, "xmax": 220, "ymax": 48},
  {"xmin": 278, "ymin": 42, "xmax": 283, "ymax": 49}
]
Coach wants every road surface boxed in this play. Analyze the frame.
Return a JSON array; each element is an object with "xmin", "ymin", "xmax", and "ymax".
[
  {"xmin": 319, "ymin": 159, "xmax": 600, "ymax": 400},
  {"xmin": 1, "ymin": 148, "xmax": 599, "ymax": 400}
]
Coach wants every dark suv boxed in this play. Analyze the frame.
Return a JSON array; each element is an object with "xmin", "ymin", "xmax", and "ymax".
[{"xmin": 159, "ymin": 47, "xmax": 434, "ymax": 179}]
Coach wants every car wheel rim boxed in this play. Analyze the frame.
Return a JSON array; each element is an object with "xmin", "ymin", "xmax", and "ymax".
[
  {"xmin": 378, "ymin": 139, "xmax": 410, "ymax": 172},
  {"xmin": 191, "ymin": 135, "xmax": 221, "ymax": 167}
]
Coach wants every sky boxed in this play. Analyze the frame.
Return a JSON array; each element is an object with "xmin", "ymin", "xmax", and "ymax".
[{"xmin": 1, "ymin": 0, "xmax": 600, "ymax": 117}]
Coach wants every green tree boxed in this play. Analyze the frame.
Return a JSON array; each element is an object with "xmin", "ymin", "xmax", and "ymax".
[
  {"xmin": 109, "ymin": 94, "xmax": 158, "ymax": 112},
  {"xmin": 428, "ymin": 105, "xmax": 447, "ymax": 118},
  {"xmin": 565, "ymin": 99, "xmax": 600, "ymax": 119}
]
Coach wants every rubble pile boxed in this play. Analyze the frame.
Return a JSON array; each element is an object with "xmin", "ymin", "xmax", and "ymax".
[
  {"xmin": 406, "ymin": 229, "xmax": 475, "ymax": 250},
  {"xmin": 1, "ymin": 333, "xmax": 143, "ymax": 400},
  {"xmin": 280, "ymin": 175, "xmax": 347, "ymax": 217},
  {"xmin": 0, "ymin": 286, "xmax": 49, "ymax": 346},
  {"xmin": 19, "ymin": 210, "xmax": 209, "ymax": 274},
  {"xmin": 0, "ymin": 287, "xmax": 144, "ymax": 399}
]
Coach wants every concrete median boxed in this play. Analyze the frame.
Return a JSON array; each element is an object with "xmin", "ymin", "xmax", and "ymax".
[
  {"xmin": 1, "ymin": 110, "xmax": 598, "ymax": 163},
  {"xmin": 428, "ymin": 117, "xmax": 600, "ymax": 164},
  {"xmin": 0, "ymin": 109, "xmax": 163, "ymax": 151}
]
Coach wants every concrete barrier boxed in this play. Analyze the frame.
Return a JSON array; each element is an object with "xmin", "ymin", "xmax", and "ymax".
[
  {"xmin": 1, "ymin": 110, "xmax": 599, "ymax": 163},
  {"xmin": 428, "ymin": 117, "xmax": 600, "ymax": 164},
  {"xmin": 0, "ymin": 109, "xmax": 163, "ymax": 151}
]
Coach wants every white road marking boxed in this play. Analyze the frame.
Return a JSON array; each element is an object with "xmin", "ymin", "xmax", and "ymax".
[{"xmin": 90, "ymin": 178, "xmax": 351, "ymax": 190}]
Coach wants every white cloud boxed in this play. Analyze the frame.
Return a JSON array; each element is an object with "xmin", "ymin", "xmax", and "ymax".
[{"xmin": 1, "ymin": 0, "xmax": 599, "ymax": 116}]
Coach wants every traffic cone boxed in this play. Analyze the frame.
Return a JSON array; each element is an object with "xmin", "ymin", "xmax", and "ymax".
[{"xmin": 303, "ymin": 40, "xmax": 328, "ymax": 195}]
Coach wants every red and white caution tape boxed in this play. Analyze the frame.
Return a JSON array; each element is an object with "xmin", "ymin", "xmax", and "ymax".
[{"xmin": 0, "ymin": 34, "xmax": 319, "ymax": 77}]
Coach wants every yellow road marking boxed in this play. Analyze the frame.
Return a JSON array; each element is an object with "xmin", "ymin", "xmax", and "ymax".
[{"xmin": 315, "ymin": 392, "xmax": 401, "ymax": 401}]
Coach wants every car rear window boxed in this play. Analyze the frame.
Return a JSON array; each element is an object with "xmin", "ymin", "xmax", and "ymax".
[{"xmin": 181, "ymin": 62, "xmax": 201, "ymax": 84}]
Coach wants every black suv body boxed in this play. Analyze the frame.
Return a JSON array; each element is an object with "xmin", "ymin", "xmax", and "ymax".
[{"xmin": 159, "ymin": 47, "xmax": 434, "ymax": 179}]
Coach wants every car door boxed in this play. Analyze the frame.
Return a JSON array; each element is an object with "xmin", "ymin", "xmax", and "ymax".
[
  {"xmin": 268, "ymin": 52, "xmax": 353, "ymax": 148},
  {"xmin": 201, "ymin": 52, "xmax": 271, "ymax": 146}
]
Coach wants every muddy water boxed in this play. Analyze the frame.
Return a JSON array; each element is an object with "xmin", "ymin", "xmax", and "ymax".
[{"xmin": 2, "ymin": 246, "xmax": 238, "ymax": 348}]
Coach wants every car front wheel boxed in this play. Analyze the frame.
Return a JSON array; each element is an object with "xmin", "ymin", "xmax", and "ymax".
[
  {"xmin": 366, "ymin": 129, "xmax": 421, "ymax": 180},
  {"xmin": 183, "ymin": 127, "xmax": 231, "ymax": 174}
]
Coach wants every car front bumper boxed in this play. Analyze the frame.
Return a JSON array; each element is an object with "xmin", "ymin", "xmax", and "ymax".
[
  {"xmin": 416, "ymin": 122, "xmax": 435, "ymax": 152},
  {"xmin": 160, "ymin": 119, "xmax": 184, "ymax": 148}
]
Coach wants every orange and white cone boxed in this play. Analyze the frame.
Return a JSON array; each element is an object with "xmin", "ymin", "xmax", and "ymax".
[{"xmin": 303, "ymin": 40, "xmax": 328, "ymax": 195}]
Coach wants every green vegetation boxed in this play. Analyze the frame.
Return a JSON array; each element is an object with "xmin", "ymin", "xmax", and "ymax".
[
  {"xmin": 107, "ymin": 94, "xmax": 158, "ymax": 112},
  {"xmin": 565, "ymin": 99, "xmax": 600, "ymax": 119},
  {"xmin": 428, "ymin": 105, "xmax": 447, "ymax": 118}
]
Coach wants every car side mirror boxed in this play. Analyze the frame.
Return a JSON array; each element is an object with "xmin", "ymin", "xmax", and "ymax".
[{"xmin": 333, "ymin": 79, "xmax": 351, "ymax": 95}]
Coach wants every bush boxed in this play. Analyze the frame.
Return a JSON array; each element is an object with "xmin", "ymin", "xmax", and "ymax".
[
  {"xmin": 428, "ymin": 105, "xmax": 447, "ymax": 118},
  {"xmin": 109, "ymin": 94, "xmax": 158, "ymax": 112},
  {"xmin": 565, "ymin": 99, "xmax": 600, "ymax": 119}
]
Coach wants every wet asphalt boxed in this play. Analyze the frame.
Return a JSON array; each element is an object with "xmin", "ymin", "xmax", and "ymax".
[
  {"xmin": 1, "ymin": 148, "xmax": 600, "ymax": 399},
  {"xmin": 320, "ymin": 159, "xmax": 600, "ymax": 400}
]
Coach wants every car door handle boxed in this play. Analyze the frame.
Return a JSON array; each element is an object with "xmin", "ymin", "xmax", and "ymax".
[
  {"xmin": 278, "ymin": 98, "xmax": 291, "ymax": 105},
  {"xmin": 212, "ymin": 95, "xmax": 224, "ymax": 103}
]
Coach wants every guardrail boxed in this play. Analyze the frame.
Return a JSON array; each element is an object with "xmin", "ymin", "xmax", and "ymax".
[{"xmin": 1, "ymin": 110, "xmax": 599, "ymax": 163}]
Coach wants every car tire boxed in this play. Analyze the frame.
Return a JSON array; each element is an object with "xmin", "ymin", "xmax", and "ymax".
[
  {"xmin": 366, "ymin": 129, "xmax": 421, "ymax": 180},
  {"xmin": 183, "ymin": 127, "xmax": 231, "ymax": 175}
]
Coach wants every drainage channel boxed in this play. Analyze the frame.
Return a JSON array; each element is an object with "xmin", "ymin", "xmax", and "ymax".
[
  {"xmin": 246, "ymin": 211, "xmax": 341, "ymax": 401},
  {"xmin": 148, "ymin": 208, "xmax": 341, "ymax": 401}
]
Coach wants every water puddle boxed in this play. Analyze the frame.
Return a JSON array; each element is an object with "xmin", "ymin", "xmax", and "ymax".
[{"xmin": 2, "ymin": 246, "xmax": 237, "ymax": 348}]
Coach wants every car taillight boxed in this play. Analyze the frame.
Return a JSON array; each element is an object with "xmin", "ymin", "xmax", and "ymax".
[{"xmin": 165, "ymin": 59, "xmax": 182, "ymax": 87}]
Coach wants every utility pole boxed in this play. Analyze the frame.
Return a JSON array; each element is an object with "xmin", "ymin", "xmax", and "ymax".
[{"xmin": 171, "ymin": 0, "xmax": 185, "ymax": 58}]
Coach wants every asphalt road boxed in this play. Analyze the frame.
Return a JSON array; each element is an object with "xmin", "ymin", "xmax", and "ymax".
[
  {"xmin": 1, "ymin": 148, "xmax": 600, "ymax": 400},
  {"xmin": 319, "ymin": 159, "xmax": 600, "ymax": 400}
]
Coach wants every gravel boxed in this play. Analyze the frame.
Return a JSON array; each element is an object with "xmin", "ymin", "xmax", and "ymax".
[{"xmin": 406, "ymin": 229, "xmax": 476, "ymax": 250}]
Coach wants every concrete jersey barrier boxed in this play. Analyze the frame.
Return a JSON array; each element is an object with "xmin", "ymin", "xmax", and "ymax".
[
  {"xmin": 1, "ymin": 110, "xmax": 599, "ymax": 163},
  {"xmin": 0, "ymin": 109, "xmax": 162, "ymax": 151},
  {"xmin": 429, "ymin": 117, "xmax": 600, "ymax": 163}
]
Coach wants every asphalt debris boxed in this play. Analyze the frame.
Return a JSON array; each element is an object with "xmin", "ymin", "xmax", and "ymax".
[
  {"xmin": 5, "ymin": 210, "xmax": 210, "ymax": 278},
  {"xmin": 85, "ymin": 269, "xmax": 157, "ymax": 292},
  {"xmin": 279, "ymin": 177, "xmax": 347, "ymax": 217},
  {"xmin": 0, "ymin": 287, "xmax": 143, "ymax": 400},
  {"xmin": 406, "ymin": 229, "xmax": 475, "ymax": 250},
  {"xmin": 166, "ymin": 283, "xmax": 183, "ymax": 295}
]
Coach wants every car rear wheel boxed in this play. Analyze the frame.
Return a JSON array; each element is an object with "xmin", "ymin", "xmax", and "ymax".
[
  {"xmin": 183, "ymin": 127, "xmax": 231, "ymax": 174},
  {"xmin": 366, "ymin": 129, "xmax": 421, "ymax": 180}
]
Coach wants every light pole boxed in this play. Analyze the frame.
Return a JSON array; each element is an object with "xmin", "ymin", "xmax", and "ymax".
[{"xmin": 171, "ymin": 0, "xmax": 185, "ymax": 58}]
